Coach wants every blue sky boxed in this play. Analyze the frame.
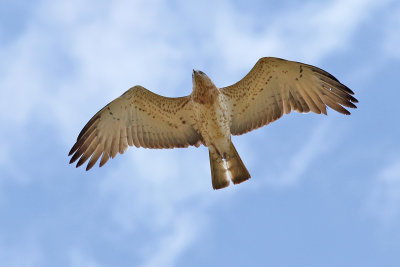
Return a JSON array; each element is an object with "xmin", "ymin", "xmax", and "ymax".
[{"xmin": 1, "ymin": 0, "xmax": 400, "ymax": 266}]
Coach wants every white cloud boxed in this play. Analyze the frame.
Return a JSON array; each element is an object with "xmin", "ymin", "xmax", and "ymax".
[
  {"xmin": 140, "ymin": 213, "xmax": 201, "ymax": 267},
  {"xmin": 98, "ymin": 150, "xmax": 209, "ymax": 229},
  {"xmin": 243, "ymin": 121, "xmax": 338, "ymax": 188},
  {"xmin": 212, "ymin": 0, "xmax": 390, "ymax": 76},
  {"xmin": 0, "ymin": 28, "xmax": 49, "ymax": 126},
  {"xmin": 270, "ymin": 122, "xmax": 334, "ymax": 186},
  {"xmin": 0, "ymin": 134, "xmax": 30, "ymax": 192},
  {"xmin": 368, "ymin": 158, "xmax": 400, "ymax": 227},
  {"xmin": 97, "ymin": 148, "xmax": 212, "ymax": 266}
]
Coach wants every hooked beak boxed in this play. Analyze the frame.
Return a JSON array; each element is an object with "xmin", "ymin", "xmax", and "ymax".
[
  {"xmin": 192, "ymin": 69, "xmax": 205, "ymax": 77},
  {"xmin": 193, "ymin": 69, "xmax": 200, "ymax": 79}
]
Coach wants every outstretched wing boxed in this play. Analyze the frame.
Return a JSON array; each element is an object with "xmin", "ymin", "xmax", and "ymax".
[
  {"xmin": 221, "ymin": 57, "xmax": 358, "ymax": 135},
  {"xmin": 69, "ymin": 85, "xmax": 201, "ymax": 170}
]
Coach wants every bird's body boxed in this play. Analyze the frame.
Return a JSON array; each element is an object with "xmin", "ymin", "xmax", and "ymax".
[
  {"xmin": 191, "ymin": 78, "xmax": 231, "ymax": 156},
  {"xmin": 69, "ymin": 57, "xmax": 358, "ymax": 189},
  {"xmin": 190, "ymin": 74, "xmax": 250, "ymax": 188}
]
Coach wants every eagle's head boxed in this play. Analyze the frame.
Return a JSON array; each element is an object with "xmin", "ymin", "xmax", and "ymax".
[{"xmin": 192, "ymin": 69, "xmax": 218, "ymax": 104}]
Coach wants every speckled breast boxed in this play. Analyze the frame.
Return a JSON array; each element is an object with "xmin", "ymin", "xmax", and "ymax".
[{"xmin": 191, "ymin": 93, "xmax": 232, "ymax": 153}]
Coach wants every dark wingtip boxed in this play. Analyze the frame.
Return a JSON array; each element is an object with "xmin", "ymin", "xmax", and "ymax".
[
  {"xmin": 348, "ymin": 102, "xmax": 357, "ymax": 109},
  {"xmin": 312, "ymin": 68, "xmax": 340, "ymax": 82},
  {"xmin": 349, "ymin": 95, "xmax": 358, "ymax": 103},
  {"xmin": 76, "ymin": 157, "xmax": 86, "ymax": 168},
  {"xmin": 341, "ymin": 85, "xmax": 354, "ymax": 95},
  {"xmin": 68, "ymin": 146, "xmax": 75, "ymax": 156},
  {"xmin": 69, "ymin": 153, "xmax": 79, "ymax": 164},
  {"xmin": 86, "ymin": 159, "xmax": 97, "ymax": 171},
  {"xmin": 341, "ymin": 107, "xmax": 351, "ymax": 115}
]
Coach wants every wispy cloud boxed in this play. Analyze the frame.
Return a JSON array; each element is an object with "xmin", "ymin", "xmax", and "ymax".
[
  {"xmin": 98, "ymin": 150, "xmax": 209, "ymax": 229},
  {"xmin": 265, "ymin": 121, "xmax": 335, "ymax": 187},
  {"xmin": 367, "ymin": 158, "xmax": 400, "ymax": 228},
  {"xmin": 140, "ymin": 213, "xmax": 201, "ymax": 267},
  {"xmin": 211, "ymin": 0, "xmax": 391, "ymax": 77}
]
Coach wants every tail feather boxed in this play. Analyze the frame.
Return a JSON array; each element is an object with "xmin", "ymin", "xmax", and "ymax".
[
  {"xmin": 226, "ymin": 142, "xmax": 251, "ymax": 185},
  {"xmin": 209, "ymin": 150, "xmax": 230, "ymax": 189},
  {"xmin": 209, "ymin": 141, "xmax": 251, "ymax": 190}
]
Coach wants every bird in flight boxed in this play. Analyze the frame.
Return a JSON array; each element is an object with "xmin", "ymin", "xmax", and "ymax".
[{"xmin": 69, "ymin": 57, "xmax": 357, "ymax": 190}]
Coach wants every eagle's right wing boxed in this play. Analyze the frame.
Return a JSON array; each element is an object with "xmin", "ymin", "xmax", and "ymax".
[{"xmin": 69, "ymin": 86, "xmax": 201, "ymax": 170}]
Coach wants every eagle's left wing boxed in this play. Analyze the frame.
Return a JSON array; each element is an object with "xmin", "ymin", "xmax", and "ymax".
[{"xmin": 221, "ymin": 57, "xmax": 358, "ymax": 135}]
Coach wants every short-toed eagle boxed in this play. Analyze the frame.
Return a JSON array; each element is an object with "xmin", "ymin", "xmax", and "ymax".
[{"xmin": 69, "ymin": 57, "xmax": 357, "ymax": 189}]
